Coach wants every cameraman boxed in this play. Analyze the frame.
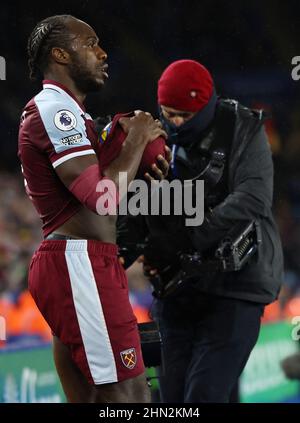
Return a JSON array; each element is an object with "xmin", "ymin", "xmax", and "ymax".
[{"xmin": 117, "ymin": 60, "xmax": 283, "ymax": 403}]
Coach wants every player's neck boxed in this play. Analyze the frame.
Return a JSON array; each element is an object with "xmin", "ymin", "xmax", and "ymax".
[{"xmin": 44, "ymin": 71, "xmax": 86, "ymax": 104}]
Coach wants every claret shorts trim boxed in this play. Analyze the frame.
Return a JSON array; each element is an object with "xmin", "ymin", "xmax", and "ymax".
[{"xmin": 28, "ymin": 239, "xmax": 145, "ymax": 385}]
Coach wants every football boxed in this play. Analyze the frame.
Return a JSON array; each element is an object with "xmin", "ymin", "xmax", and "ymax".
[
  {"xmin": 100, "ymin": 113, "xmax": 166, "ymax": 178},
  {"xmin": 137, "ymin": 136, "xmax": 166, "ymax": 178}
]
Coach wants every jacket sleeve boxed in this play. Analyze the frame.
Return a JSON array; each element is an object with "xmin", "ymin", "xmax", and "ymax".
[{"xmin": 187, "ymin": 126, "xmax": 274, "ymax": 252}]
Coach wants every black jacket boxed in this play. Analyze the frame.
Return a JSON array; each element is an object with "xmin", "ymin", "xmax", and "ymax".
[{"xmin": 117, "ymin": 99, "xmax": 284, "ymax": 304}]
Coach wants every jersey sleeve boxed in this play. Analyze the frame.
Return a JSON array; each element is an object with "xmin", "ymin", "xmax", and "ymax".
[{"xmin": 34, "ymin": 96, "xmax": 96, "ymax": 168}]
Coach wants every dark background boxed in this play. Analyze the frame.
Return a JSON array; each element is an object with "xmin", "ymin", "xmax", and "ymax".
[{"xmin": 0, "ymin": 0, "xmax": 299, "ymax": 169}]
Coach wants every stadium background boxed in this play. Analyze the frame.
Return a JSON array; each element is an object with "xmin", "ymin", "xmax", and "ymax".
[{"xmin": 1, "ymin": 0, "xmax": 300, "ymax": 403}]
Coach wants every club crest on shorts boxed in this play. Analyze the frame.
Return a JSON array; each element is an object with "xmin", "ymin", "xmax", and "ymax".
[
  {"xmin": 54, "ymin": 110, "xmax": 77, "ymax": 131},
  {"xmin": 120, "ymin": 348, "xmax": 137, "ymax": 369}
]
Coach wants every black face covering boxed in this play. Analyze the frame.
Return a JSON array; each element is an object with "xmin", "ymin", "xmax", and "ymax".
[{"xmin": 159, "ymin": 89, "xmax": 218, "ymax": 147}]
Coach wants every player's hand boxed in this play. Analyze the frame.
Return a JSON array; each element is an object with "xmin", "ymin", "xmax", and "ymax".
[
  {"xmin": 119, "ymin": 111, "xmax": 168, "ymax": 145},
  {"xmin": 144, "ymin": 145, "xmax": 172, "ymax": 182}
]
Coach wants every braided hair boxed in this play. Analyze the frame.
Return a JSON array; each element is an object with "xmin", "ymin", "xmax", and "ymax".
[{"xmin": 27, "ymin": 15, "xmax": 75, "ymax": 80}]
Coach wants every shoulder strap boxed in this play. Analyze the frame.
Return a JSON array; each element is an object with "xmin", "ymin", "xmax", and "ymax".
[
  {"xmin": 206, "ymin": 99, "xmax": 237, "ymax": 156},
  {"xmin": 204, "ymin": 100, "xmax": 237, "ymax": 201},
  {"xmin": 191, "ymin": 100, "xmax": 237, "ymax": 194}
]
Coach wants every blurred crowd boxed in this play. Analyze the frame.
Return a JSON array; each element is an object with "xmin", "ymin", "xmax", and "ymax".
[
  {"xmin": 0, "ymin": 171, "xmax": 153, "ymax": 345},
  {"xmin": 1, "ymin": 104, "xmax": 300, "ymax": 344},
  {"xmin": 0, "ymin": 173, "xmax": 50, "ymax": 343}
]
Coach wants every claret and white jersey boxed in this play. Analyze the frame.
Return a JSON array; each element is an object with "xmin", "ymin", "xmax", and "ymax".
[
  {"xmin": 19, "ymin": 81, "xmax": 146, "ymax": 385},
  {"xmin": 18, "ymin": 80, "xmax": 101, "ymax": 237}
]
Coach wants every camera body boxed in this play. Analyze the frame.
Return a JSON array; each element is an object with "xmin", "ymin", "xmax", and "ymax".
[
  {"xmin": 138, "ymin": 321, "xmax": 162, "ymax": 367},
  {"xmin": 151, "ymin": 220, "xmax": 261, "ymax": 299}
]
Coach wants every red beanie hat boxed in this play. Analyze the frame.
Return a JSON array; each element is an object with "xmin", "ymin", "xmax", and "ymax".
[{"xmin": 157, "ymin": 60, "xmax": 214, "ymax": 112}]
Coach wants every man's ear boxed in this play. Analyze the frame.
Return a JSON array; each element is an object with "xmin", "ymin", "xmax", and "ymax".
[{"xmin": 51, "ymin": 47, "xmax": 70, "ymax": 65}]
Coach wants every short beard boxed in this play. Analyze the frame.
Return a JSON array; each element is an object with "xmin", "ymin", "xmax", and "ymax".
[{"xmin": 68, "ymin": 52, "xmax": 102, "ymax": 94}]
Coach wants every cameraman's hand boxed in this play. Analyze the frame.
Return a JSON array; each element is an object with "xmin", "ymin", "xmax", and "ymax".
[
  {"xmin": 138, "ymin": 255, "xmax": 158, "ymax": 276},
  {"xmin": 144, "ymin": 145, "xmax": 172, "ymax": 182},
  {"xmin": 118, "ymin": 256, "xmax": 125, "ymax": 266}
]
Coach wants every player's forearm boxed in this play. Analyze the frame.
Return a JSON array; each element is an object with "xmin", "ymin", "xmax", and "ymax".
[
  {"xmin": 103, "ymin": 130, "xmax": 148, "ymax": 189},
  {"xmin": 68, "ymin": 164, "xmax": 118, "ymax": 214}
]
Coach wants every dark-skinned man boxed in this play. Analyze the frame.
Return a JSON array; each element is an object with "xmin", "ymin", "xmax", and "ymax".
[{"xmin": 18, "ymin": 15, "xmax": 169, "ymax": 403}]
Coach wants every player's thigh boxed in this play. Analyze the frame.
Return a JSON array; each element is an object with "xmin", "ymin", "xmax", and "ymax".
[
  {"xmin": 53, "ymin": 335, "xmax": 93, "ymax": 403},
  {"xmin": 92, "ymin": 371, "xmax": 151, "ymax": 403}
]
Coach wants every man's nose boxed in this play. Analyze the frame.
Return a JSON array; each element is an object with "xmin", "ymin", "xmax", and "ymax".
[
  {"xmin": 96, "ymin": 46, "xmax": 107, "ymax": 61},
  {"xmin": 170, "ymin": 116, "xmax": 184, "ymax": 127}
]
